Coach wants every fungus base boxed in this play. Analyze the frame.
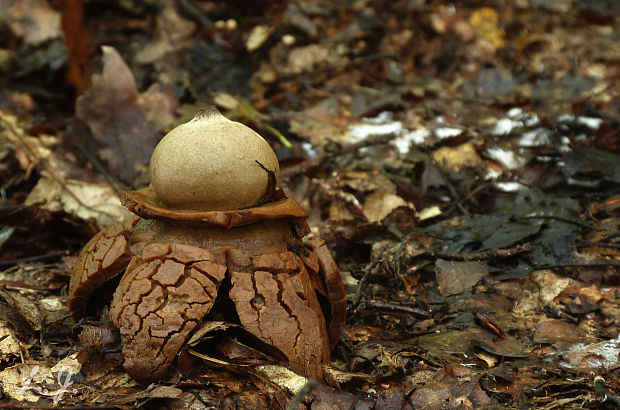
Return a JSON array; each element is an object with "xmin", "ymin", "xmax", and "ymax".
[{"xmin": 70, "ymin": 217, "xmax": 345, "ymax": 384}]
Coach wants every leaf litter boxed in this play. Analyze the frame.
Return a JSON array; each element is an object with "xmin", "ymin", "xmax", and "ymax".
[{"xmin": 0, "ymin": 0, "xmax": 619, "ymax": 408}]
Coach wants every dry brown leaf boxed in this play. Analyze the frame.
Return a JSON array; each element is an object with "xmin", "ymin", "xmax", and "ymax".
[
  {"xmin": 411, "ymin": 380, "xmax": 491, "ymax": 409},
  {"xmin": 469, "ymin": 7, "xmax": 505, "ymax": 48},
  {"xmin": 6, "ymin": 0, "xmax": 61, "ymax": 45},
  {"xmin": 135, "ymin": 4, "xmax": 196, "ymax": 64},
  {"xmin": 435, "ymin": 259, "xmax": 488, "ymax": 296},
  {"xmin": 0, "ymin": 111, "xmax": 56, "ymax": 178},
  {"xmin": 514, "ymin": 270, "xmax": 579, "ymax": 316},
  {"xmin": 0, "ymin": 289, "xmax": 41, "ymax": 334},
  {"xmin": 285, "ymin": 44, "xmax": 348, "ymax": 75},
  {"xmin": 136, "ymin": 83, "xmax": 179, "ymax": 131},
  {"xmin": 38, "ymin": 296, "xmax": 69, "ymax": 326},
  {"xmin": 288, "ymin": 99, "xmax": 352, "ymax": 145},
  {"xmin": 432, "ymin": 142, "xmax": 482, "ymax": 172},
  {"xmin": 532, "ymin": 319, "xmax": 589, "ymax": 344}
]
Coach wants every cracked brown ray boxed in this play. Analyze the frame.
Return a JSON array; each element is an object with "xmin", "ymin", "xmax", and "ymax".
[
  {"xmin": 305, "ymin": 238, "xmax": 347, "ymax": 349},
  {"xmin": 69, "ymin": 206, "xmax": 346, "ymax": 384},
  {"xmin": 229, "ymin": 250, "xmax": 330, "ymax": 381},
  {"xmin": 68, "ymin": 223, "xmax": 132, "ymax": 320},
  {"xmin": 109, "ymin": 243, "xmax": 226, "ymax": 383}
]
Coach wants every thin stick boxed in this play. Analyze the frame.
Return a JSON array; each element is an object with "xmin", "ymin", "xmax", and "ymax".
[{"xmin": 281, "ymin": 133, "xmax": 396, "ymax": 178}]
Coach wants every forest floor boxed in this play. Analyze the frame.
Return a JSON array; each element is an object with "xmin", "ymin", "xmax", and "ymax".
[{"xmin": 1, "ymin": 0, "xmax": 619, "ymax": 408}]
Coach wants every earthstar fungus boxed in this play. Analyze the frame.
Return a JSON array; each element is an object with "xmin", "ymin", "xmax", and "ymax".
[{"xmin": 69, "ymin": 108, "xmax": 346, "ymax": 384}]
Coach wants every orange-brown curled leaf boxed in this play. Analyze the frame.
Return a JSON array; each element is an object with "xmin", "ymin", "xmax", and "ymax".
[{"xmin": 120, "ymin": 186, "xmax": 308, "ymax": 228}]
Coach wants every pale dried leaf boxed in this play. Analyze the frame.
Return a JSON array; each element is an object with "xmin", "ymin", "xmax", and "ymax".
[
  {"xmin": 285, "ymin": 44, "xmax": 348, "ymax": 75},
  {"xmin": 323, "ymin": 366, "xmax": 373, "ymax": 384},
  {"xmin": 1, "ymin": 111, "xmax": 56, "ymax": 178},
  {"xmin": 25, "ymin": 177, "xmax": 135, "ymax": 229},
  {"xmin": 513, "ymin": 270, "xmax": 579, "ymax": 316},
  {"xmin": 475, "ymin": 351, "xmax": 497, "ymax": 367},
  {"xmin": 288, "ymin": 98, "xmax": 352, "ymax": 145},
  {"xmin": 246, "ymin": 25, "xmax": 272, "ymax": 52},
  {"xmin": 0, "ymin": 324, "xmax": 23, "ymax": 357},
  {"xmin": 0, "ymin": 289, "xmax": 42, "ymax": 332},
  {"xmin": 39, "ymin": 296, "xmax": 69, "ymax": 326},
  {"xmin": 329, "ymin": 201, "xmax": 355, "ymax": 221},
  {"xmin": 560, "ymin": 338, "xmax": 620, "ymax": 369},
  {"xmin": 7, "ymin": 0, "xmax": 61, "ymax": 45},
  {"xmin": 135, "ymin": 4, "xmax": 196, "ymax": 64},
  {"xmin": 255, "ymin": 364, "xmax": 308, "ymax": 395},
  {"xmin": 432, "ymin": 142, "xmax": 482, "ymax": 172},
  {"xmin": 148, "ymin": 385, "xmax": 183, "ymax": 399},
  {"xmin": 416, "ymin": 205, "xmax": 442, "ymax": 221},
  {"xmin": 50, "ymin": 353, "xmax": 81, "ymax": 376},
  {"xmin": 363, "ymin": 191, "xmax": 408, "ymax": 223},
  {"xmin": 213, "ymin": 92, "xmax": 241, "ymax": 111},
  {"xmin": 136, "ymin": 83, "xmax": 179, "ymax": 131},
  {"xmin": 0, "ymin": 363, "xmax": 54, "ymax": 403}
]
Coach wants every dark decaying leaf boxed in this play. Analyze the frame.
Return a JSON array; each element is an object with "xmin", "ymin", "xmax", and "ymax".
[
  {"xmin": 421, "ymin": 188, "xmax": 584, "ymax": 274},
  {"xmin": 411, "ymin": 381, "xmax": 491, "ymax": 409},
  {"xmin": 0, "ymin": 290, "xmax": 38, "ymax": 340},
  {"xmin": 69, "ymin": 46, "xmax": 176, "ymax": 184},
  {"xmin": 563, "ymin": 147, "xmax": 620, "ymax": 185},
  {"xmin": 187, "ymin": 321, "xmax": 288, "ymax": 365},
  {"xmin": 435, "ymin": 259, "xmax": 488, "ymax": 296},
  {"xmin": 472, "ymin": 340, "xmax": 529, "ymax": 359}
]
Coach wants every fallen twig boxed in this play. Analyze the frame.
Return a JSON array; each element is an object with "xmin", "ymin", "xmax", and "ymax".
[
  {"xmin": 358, "ymin": 300, "xmax": 431, "ymax": 319},
  {"xmin": 0, "ymin": 251, "xmax": 66, "ymax": 268},
  {"xmin": 431, "ymin": 243, "xmax": 534, "ymax": 261},
  {"xmin": 281, "ymin": 133, "xmax": 397, "ymax": 178},
  {"xmin": 576, "ymin": 240, "xmax": 620, "ymax": 250}
]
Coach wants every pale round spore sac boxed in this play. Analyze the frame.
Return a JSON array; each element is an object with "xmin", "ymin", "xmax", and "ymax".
[{"xmin": 150, "ymin": 107, "xmax": 280, "ymax": 211}]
